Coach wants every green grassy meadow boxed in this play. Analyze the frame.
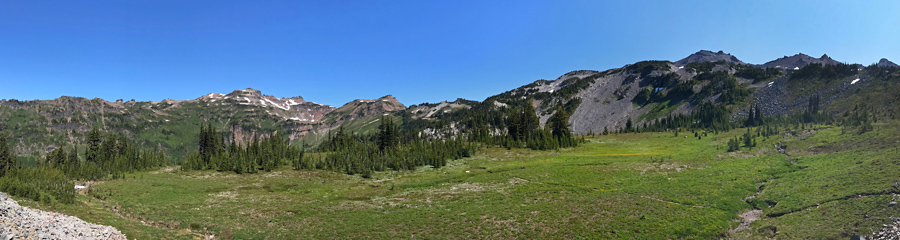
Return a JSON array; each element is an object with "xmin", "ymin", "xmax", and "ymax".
[{"xmin": 19, "ymin": 122, "xmax": 900, "ymax": 239}]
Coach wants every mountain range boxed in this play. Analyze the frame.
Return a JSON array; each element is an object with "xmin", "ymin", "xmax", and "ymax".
[{"xmin": 1, "ymin": 50, "xmax": 898, "ymax": 160}]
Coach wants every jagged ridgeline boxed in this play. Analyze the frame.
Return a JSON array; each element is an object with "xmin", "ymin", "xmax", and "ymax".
[{"xmin": 0, "ymin": 50, "xmax": 898, "ymax": 171}]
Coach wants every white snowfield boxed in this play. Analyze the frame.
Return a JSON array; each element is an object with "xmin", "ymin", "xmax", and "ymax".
[{"xmin": 851, "ymin": 78, "xmax": 860, "ymax": 85}]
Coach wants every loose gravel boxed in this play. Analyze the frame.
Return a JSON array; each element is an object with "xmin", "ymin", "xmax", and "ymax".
[{"xmin": 0, "ymin": 192, "xmax": 126, "ymax": 240}]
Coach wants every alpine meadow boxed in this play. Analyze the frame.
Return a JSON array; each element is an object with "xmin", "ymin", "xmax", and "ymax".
[{"xmin": 2, "ymin": 1, "xmax": 900, "ymax": 239}]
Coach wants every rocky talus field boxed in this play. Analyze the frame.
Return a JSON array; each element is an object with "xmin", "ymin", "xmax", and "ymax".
[{"xmin": 0, "ymin": 192, "xmax": 126, "ymax": 240}]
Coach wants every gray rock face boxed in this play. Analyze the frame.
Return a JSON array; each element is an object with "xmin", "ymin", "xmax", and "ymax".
[
  {"xmin": 674, "ymin": 50, "xmax": 746, "ymax": 67},
  {"xmin": 759, "ymin": 53, "xmax": 841, "ymax": 69},
  {"xmin": 877, "ymin": 58, "xmax": 900, "ymax": 68},
  {"xmin": 0, "ymin": 192, "xmax": 127, "ymax": 240}
]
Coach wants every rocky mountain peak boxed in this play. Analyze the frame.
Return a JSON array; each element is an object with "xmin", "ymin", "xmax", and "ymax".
[
  {"xmin": 375, "ymin": 95, "xmax": 402, "ymax": 106},
  {"xmin": 227, "ymin": 88, "xmax": 262, "ymax": 97},
  {"xmin": 674, "ymin": 50, "xmax": 746, "ymax": 67},
  {"xmin": 878, "ymin": 58, "xmax": 900, "ymax": 68},
  {"xmin": 760, "ymin": 53, "xmax": 840, "ymax": 69},
  {"xmin": 329, "ymin": 95, "xmax": 406, "ymax": 123}
]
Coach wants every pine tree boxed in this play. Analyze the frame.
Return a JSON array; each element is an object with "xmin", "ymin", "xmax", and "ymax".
[
  {"xmin": 755, "ymin": 104, "xmax": 763, "ymax": 125},
  {"xmin": 67, "ymin": 146, "xmax": 79, "ymax": 174},
  {"xmin": 625, "ymin": 118, "xmax": 633, "ymax": 133},
  {"xmin": 0, "ymin": 136, "xmax": 14, "ymax": 177},
  {"xmin": 746, "ymin": 107, "xmax": 755, "ymax": 127},
  {"xmin": 377, "ymin": 116, "xmax": 399, "ymax": 151},
  {"xmin": 199, "ymin": 124, "xmax": 209, "ymax": 166},
  {"xmin": 521, "ymin": 102, "xmax": 539, "ymax": 140},
  {"xmin": 548, "ymin": 106, "xmax": 574, "ymax": 148},
  {"xmin": 86, "ymin": 126, "xmax": 102, "ymax": 163},
  {"xmin": 743, "ymin": 128, "xmax": 753, "ymax": 148}
]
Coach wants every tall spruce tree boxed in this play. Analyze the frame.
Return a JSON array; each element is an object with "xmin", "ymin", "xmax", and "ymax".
[
  {"xmin": 199, "ymin": 124, "xmax": 208, "ymax": 165},
  {"xmin": 549, "ymin": 107, "xmax": 571, "ymax": 139},
  {"xmin": 0, "ymin": 136, "xmax": 14, "ymax": 177},
  {"xmin": 86, "ymin": 126, "xmax": 102, "ymax": 163},
  {"xmin": 377, "ymin": 115, "xmax": 399, "ymax": 151},
  {"xmin": 754, "ymin": 104, "xmax": 762, "ymax": 125}
]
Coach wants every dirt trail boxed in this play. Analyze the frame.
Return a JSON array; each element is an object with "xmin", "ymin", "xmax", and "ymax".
[{"xmin": 724, "ymin": 178, "xmax": 771, "ymax": 239}]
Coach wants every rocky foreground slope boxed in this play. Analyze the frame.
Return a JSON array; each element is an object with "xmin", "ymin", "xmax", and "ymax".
[{"xmin": 0, "ymin": 192, "xmax": 126, "ymax": 239}]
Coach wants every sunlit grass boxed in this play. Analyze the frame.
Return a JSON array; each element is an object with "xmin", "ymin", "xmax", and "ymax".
[{"xmin": 21, "ymin": 121, "xmax": 900, "ymax": 239}]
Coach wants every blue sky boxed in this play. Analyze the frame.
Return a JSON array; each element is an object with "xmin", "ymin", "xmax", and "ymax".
[{"xmin": 1, "ymin": 1, "xmax": 898, "ymax": 106}]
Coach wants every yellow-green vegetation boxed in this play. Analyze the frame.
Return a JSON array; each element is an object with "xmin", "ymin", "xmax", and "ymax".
[{"xmin": 21, "ymin": 121, "xmax": 900, "ymax": 239}]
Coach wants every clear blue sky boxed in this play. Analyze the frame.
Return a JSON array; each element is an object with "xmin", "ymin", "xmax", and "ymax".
[{"xmin": 1, "ymin": 1, "xmax": 898, "ymax": 106}]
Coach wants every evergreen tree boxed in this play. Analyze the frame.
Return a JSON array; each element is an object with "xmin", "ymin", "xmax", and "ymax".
[
  {"xmin": 755, "ymin": 104, "xmax": 763, "ymax": 125},
  {"xmin": 86, "ymin": 126, "xmax": 102, "ymax": 163},
  {"xmin": 199, "ymin": 124, "xmax": 208, "ymax": 165},
  {"xmin": 548, "ymin": 106, "xmax": 577, "ymax": 148},
  {"xmin": 625, "ymin": 118, "xmax": 633, "ymax": 133},
  {"xmin": 506, "ymin": 100, "xmax": 539, "ymax": 142},
  {"xmin": 743, "ymin": 128, "xmax": 754, "ymax": 148},
  {"xmin": 377, "ymin": 116, "xmax": 399, "ymax": 151},
  {"xmin": 0, "ymin": 136, "xmax": 14, "ymax": 177},
  {"xmin": 99, "ymin": 133, "xmax": 118, "ymax": 168},
  {"xmin": 67, "ymin": 146, "xmax": 79, "ymax": 174},
  {"xmin": 746, "ymin": 107, "xmax": 755, "ymax": 127}
]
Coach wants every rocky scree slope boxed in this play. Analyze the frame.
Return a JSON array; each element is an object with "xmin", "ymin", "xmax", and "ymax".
[
  {"xmin": 460, "ymin": 51, "xmax": 897, "ymax": 135},
  {"xmin": 407, "ymin": 98, "xmax": 476, "ymax": 120},
  {"xmin": 0, "ymin": 192, "xmax": 126, "ymax": 239}
]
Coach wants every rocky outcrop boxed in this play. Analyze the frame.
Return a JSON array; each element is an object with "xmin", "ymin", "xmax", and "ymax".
[
  {"xmin": 877, "ymin": 58, "xmax": 900, "ymax": 68},
  {"xmin": 0, "ymin": 192, "xmax": 126, "ymax": 239},
  {"xmin": 408, "ymin": 99, "xmax": 473, "ymax": 119},
  {"xmin": 855, "ymin": 217, "xmax": 900, "ymax": 240},
  {"xmin": 202, "ymin": 88, "xmax": 336, "ymax": 122},
  {"xmin": 759, "ymin": 53, "xmax": 841, "ymax": 69},
  {"xmin": 324, "ymin": 95, "xmax": 406, "ymax": 124},
  {"xmin": 674, "ymin": 50, "xmax": 746, "ymax": 67}
]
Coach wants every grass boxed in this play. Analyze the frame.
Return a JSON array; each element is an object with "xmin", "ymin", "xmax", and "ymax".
[{"xmin": 18, "ymin": 120, "xmax": 900, "ymax": 239}]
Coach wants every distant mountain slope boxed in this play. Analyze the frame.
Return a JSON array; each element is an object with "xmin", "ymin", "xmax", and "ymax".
[
  {"xmin": 482, "ymin": 61, "xmax": 705, "ymax": 134},
  {"xmin": 759, "ymin": 53, "xmax": 841, "ymax": 69},
  {"xmin": 445, "ymin": 51, "xmax": 890, "ymax": 136},
  {"xmin": 196, "ymin": 88, "xmax": 335, "ymax": 123},
  {"xmin": 674, "ymin": 50, "xmax": 746, "ymax": 67},
  {"xmin": 877, "ymin": 58, "xmax": 899, "ymax": 68},
  {"xmin": 0, "ymin": 88, "xmax": 406, "ymax": 159},
  {"xmin": 2, "ymin": 50, "xmax": 896, "ymax": 159},
  {"xmin": 407, "ymin": 99, "xmax": 475, "ymax": 120}
]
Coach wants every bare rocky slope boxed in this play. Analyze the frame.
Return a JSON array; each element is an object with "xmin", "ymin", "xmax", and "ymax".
[
  {"xmin": 877, "ymin": 58, "xmax": 900, "ymax": 68},
  {"xmin": 466, "ymin": 51, "xmax": 897, "ymax": 135},
  {"xmin": 1, "ymin": 50, "xmax": 897, "ymax": 159},
  {"xmin": 759, "ymin": 53, "xmax": 841, "ymax": 69},
  {"xmin": 674, "ymin": 50, "xmax": 746, "ymax": 67},
  {"xmin": 0, "ymin": 192, "xmax": 126, "ymax": 239}
]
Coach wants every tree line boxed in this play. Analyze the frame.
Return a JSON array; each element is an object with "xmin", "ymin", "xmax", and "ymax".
[
  {"xmin": 180, "ymin": 98, "xmax": 582, "ymax": 178},
  {"xmin": 181, "ymin": 123, "xmax": 304, "ymax": 174},
  {"xmin": 0, "ymin": 126, "xmax": 169, "ymax": 204}
]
